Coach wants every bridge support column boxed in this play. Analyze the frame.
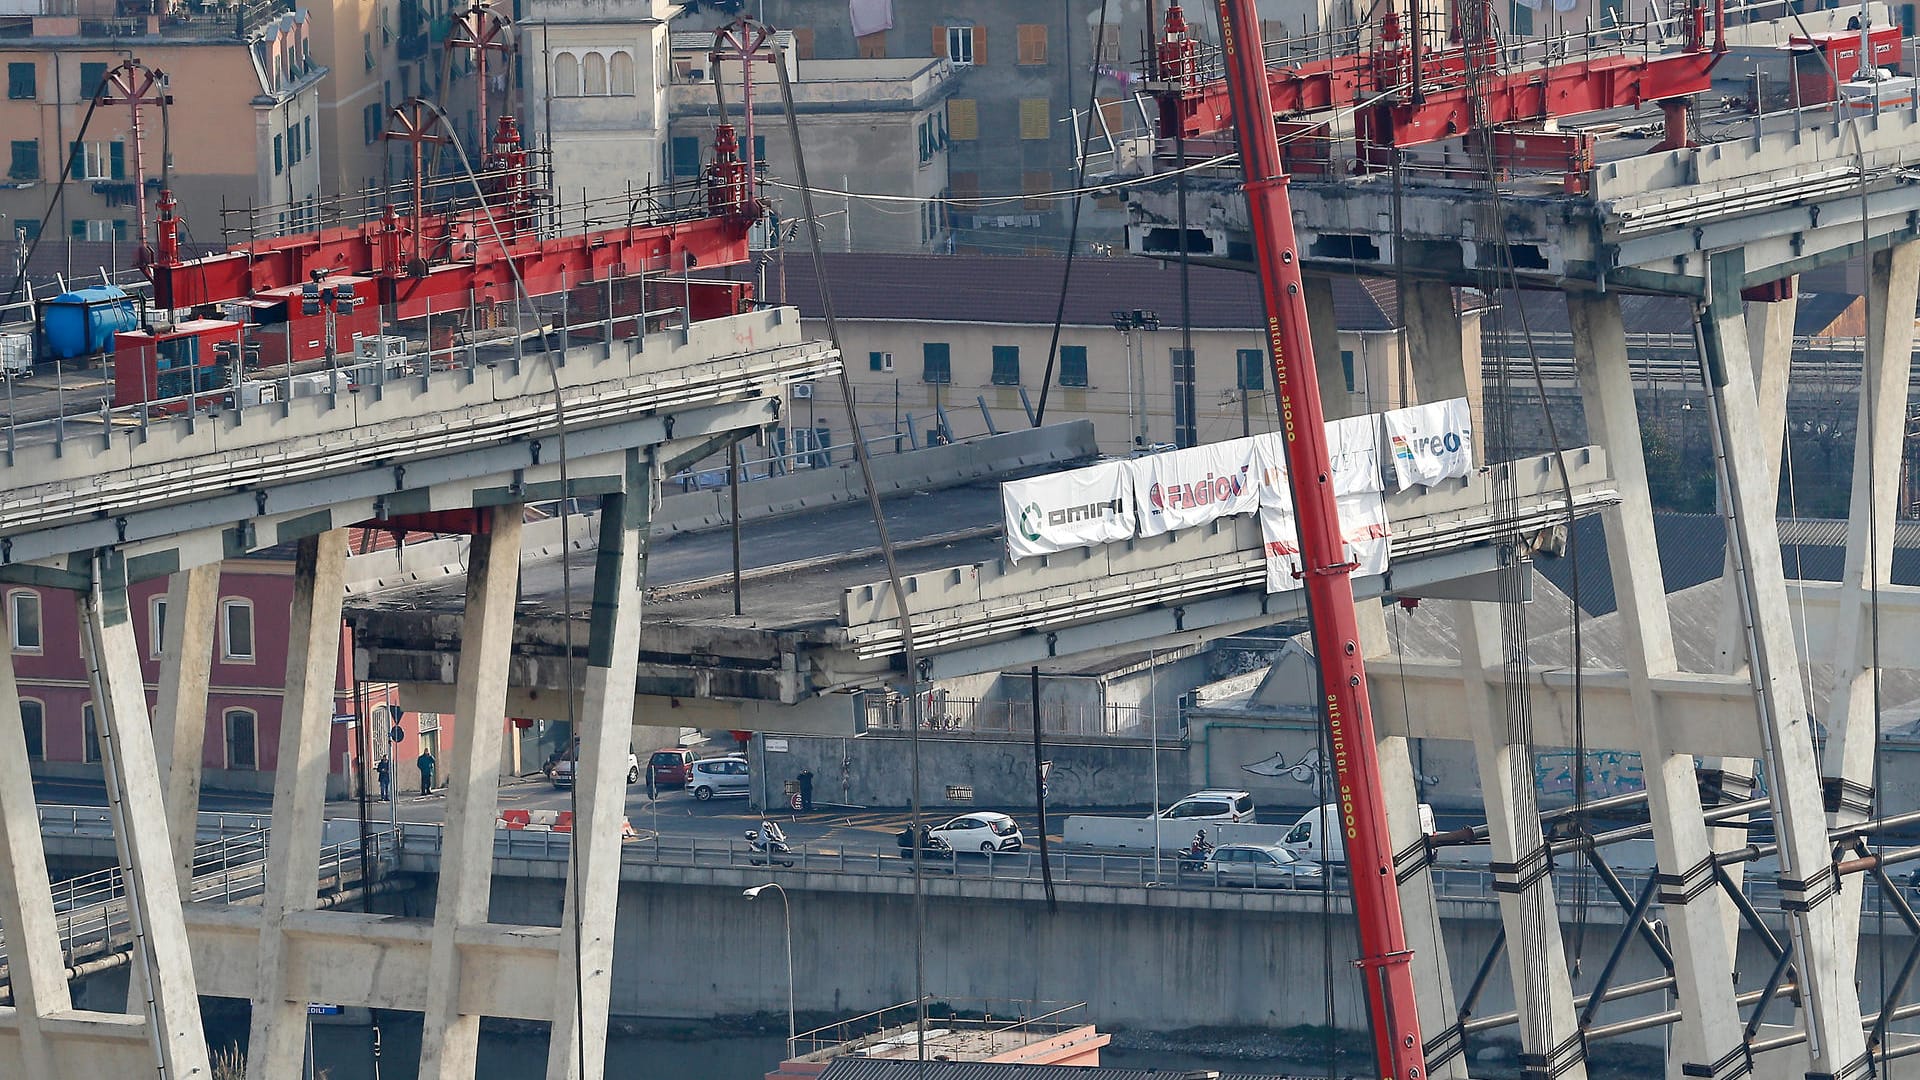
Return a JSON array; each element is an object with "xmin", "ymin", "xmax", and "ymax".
[
  {"xmin": 547, "ymin": 451, "xmax": 655, "ymax": 1080},
  {"xmin": 1305, "ymin": 275, "xmax": 1356, "ymax": 419},
  {"xmin": 1699, "ymin": 259, "xmax": 1868, "ymax": 1080},
  {"xmin": 1709, "ymin": 286, "xmax": 1795, "ymax": 959},
  {"xmin": 0, "ymin": 627, "xmax": 72, "ymax": 1076},
  {"xmin": 153, "ymin": 563, "xmax": 220, "ymax": 891},
  {"xmin": 246, "ymin": 531, "xmax": 349, "ymax": 1080},
  {"xmin": 1357, "ymin": 602, "xmax": 1464, "ymax": 1080},
  {"xmin": 419, "ymin": 507, "xmax": 524, "ymax": 1079},
  {"xmin": 82, "ymin": 555, "xmax": 212, "ymax": 1078},
  {"xmin": 1818, "ymin": 241, "xmax": 1920, "ymax": 1000},
  {"xmin": 1404, "ymin": 280, "xmax": 1482, "ymax": 440},
  {"xmin": 1453, "ymin": 597, "xmax": 1587, "ymax": 1080},
  {"xmin": 1570, "ymin": 292, "xmax": 1745, "ymax": 1080}
]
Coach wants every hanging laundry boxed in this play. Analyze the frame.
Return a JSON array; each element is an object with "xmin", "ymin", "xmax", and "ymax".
[{"xmin": 849, "ymin": 0, "xmax": 893, "ymax": 38}]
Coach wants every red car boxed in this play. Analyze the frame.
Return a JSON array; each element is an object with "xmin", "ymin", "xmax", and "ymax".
[{"xmin": 647, "ymin": 748, "xmax": 696, "ymax": 787}]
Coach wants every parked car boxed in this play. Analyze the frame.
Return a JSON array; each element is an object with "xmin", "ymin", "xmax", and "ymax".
[
  {"xmin": 1199, "ymin": 843, "xmax": 1323, "ymax": 889},
  {"xmin": 1154, "ymin": 790, "xmax": 1256, "ymax": 824},
  {"xmin": 688, "ymin": 755, "xmax": 752, "ymax": 800},
  {"xmin": 928, "ymin": 812, "xmax": 1024, "ymax": 853},
  {"xmin": 548, "ymin": 746, "xmax": 641, "ymax": 789},
  {"xmin": 647, "ymin": 747, "xmax": 697, "ymax": 787}
]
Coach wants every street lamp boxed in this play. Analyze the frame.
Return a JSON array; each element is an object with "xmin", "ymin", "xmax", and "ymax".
[
  {"xmin": 1111, "ymin": 309, "xmax": 1161, "ymax": 450},
  {"xmin": 743, "ymin": 883, "xmax": 795, "ymax": 1060}
]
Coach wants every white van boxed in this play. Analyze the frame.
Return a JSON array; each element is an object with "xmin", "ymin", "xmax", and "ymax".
[{"xmin": 1284, "ymin": 802, "xmax": 1445, "ymax": 866}]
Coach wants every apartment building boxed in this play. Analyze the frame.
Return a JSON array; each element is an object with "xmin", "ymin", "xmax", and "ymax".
[{"xmin": 0, "ymin": 0, "xmax": 324, "ymax": 272}]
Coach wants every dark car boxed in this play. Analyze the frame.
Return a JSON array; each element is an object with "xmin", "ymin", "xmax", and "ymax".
[
  {"xmin": 896, "ymin": 825, "xmax": 956, "ymax": 860},
  {"xmin": 648, "ymin": 747, "xmax": 696, "ymax": 787}
]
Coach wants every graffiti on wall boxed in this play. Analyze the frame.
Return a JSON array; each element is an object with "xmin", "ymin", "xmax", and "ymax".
[
  {"xmin": 1533, "ymin": 748, "xmax": 1646, "ymax": 798},
  {"xmin": 1242, "ymin": 748, "xmax": 1333, "ymax": 785}
]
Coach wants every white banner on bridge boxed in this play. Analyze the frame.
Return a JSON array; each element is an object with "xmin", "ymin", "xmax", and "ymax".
[
  {"xmin": 1131, "ymin": 437, "xmax": 1265, "ymax": 538},
  {"xmin": 1383, "ymin": 397, "xmax": 1474, "ymax": 491},
  {"xmin": 1002, "ymin": 459, "xmax": 1137, "ymax": 562},
  {"xmin": 1258, "ymin": 490, "xmax": 1390, "ymax": 593}
]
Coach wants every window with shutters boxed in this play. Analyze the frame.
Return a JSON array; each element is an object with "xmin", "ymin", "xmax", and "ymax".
[
  {"xmin": 554, "ymin": 51, "xmax": 580, "ymax": 95},
  {"xmin": 1023, "ymin": 170, "xmax": 1052, "ymax": 211},
  {"xmin": 9, "ymin": 140, "xmax": 37, "ymax": 181},
  {"xmin": 857, "ymin": 30, "xmax": 886, "ymax": 58},
  {"xmin": 274, "ymin": 133, "xmax": 283, "ymax": 175},
  {"xmin": 991, "ymin": 345, "xmax": 1020, "ymax": 386},
  {"xmin": 945, "ymin": 26, "xmax": 975, "ymax": 65},
  {"xmin": 1019, "ymin": 99, "xmax": 1050, "ymax": 140},
  {"xmin": 79, "ymin": 61, "xmax": 107, "ymax": 98},
  {"xmin": 1096, "ymin": 25, "xmax": 1121, "ymax": 64},
  {"xmin": 71, "ymin": 219, "xmax": 125, "ymax": 242},
  {"xmin": 869, "ymin": 351, "xmax": 894, "ymax": 372},
  {"xmin": 1237, "ymin": 349, "xmax": 1266, "ymax": 390},
  {"xmin": 949, "ymin": 170, "xmax": 979, "ymax": 201},
  {"xmin": 69, "ymin": 140, "xmax": 119, "ymax": 180},
  {"xmin": 7, "ymin": 62, "xmax": 34, "ymax": 100},
  {"xmin": 1096, "ymin": 97, "xmax": 1126, "ymax": 136},
  {"xmin": 792, "ymin": 27, "xmax": 815, "ymax": 58},
  {"xmin": 1508, "ymin": 0, "xmax": 1533, "ymax": 34},
  {"xmin": 1017, "ymin": 24, "xmax": 1047, "ymax": 64},
  {"xmin": 922, "ymin": 342, "xmax": 952, "ymax": 384},
  {"xmin": 672, "ymin": 135, "xmax": 701, "ymax": 177},
  {"xmin": 1059, "ymin": 345, "xmax": 1089, "ymax": 387},
  {"xmin": 948, "ymin": 98, "xmax": 978, "ymax": 140}
]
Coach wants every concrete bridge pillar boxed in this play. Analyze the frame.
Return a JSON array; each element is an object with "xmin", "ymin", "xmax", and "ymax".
[
  {"xmin": 419, "ymin": 507, "xmax": 525, "ymax": 1078},
  {"xmin": 1305, "ymin": 275, "xmax": 1359, "ymax": 419},
  {"xmin": 547, "ymin": 450, "xmax": 657, "ymax": 1080},
  {"xmin": 1569, "ymin": 292, "xmax": 1744, "ymax": 1080},
  {"xmin": 1452, "ymin": 597, "xmax": 1588, "ymax": 1080},
  {"xmin": 81, "ymin": 556, "xmax": 212, "ymax": 1078},
  {"xmin": 152, "ymin": 563, "xmax": 220, "ymax": 892},
  {"xmin": 246, "ymin": 531, "xmax": 349, "ymax": 1080},
  {"xmin": 1403, "ymin": 280, "xmax": 1484, "ymax": 452},
  {"xmin": 0, "ymin": 620, "xmax": 74, "ymax": 1076},
  {"xmin": 1699, "ymin": 257, "xmax": 1868, "ymax": 1080},
  {"xmin": 1356, "ymin": 602, "xmax": 1466, "ymax": 1080},
  {"xmin": 1817, "ymin": 240, "xmax": 1920, "ymax": 1001},
  {"xmin": 1707, "ymin": 285, "xmax": 1796, "ymax": 960}
]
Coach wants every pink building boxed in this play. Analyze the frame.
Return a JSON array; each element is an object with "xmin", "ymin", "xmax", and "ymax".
[{"xmin": 5, "ymin": 550, "xmax": 422, "ymax": 798}]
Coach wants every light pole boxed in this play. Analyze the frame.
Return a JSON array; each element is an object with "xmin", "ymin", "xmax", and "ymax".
[
  {"xmin": 1111, "ymin": 309, "xmax": 1160, "ymax": 450},
  {"xmin": 744, "ymin": 883, "xmax": 795, "ymax": 1060}
]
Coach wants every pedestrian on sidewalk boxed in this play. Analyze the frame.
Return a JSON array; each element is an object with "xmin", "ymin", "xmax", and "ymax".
[
  {"xmin": 797, "ymin": 768, "xmax": 815, "ymax": 812},
  {"xmin": 417, "ymin": 748, "xmax": 437, "ymax": 794},
  {"xmin": 375, "ymin": 757, "xmax": 391, "ymax": 801}
]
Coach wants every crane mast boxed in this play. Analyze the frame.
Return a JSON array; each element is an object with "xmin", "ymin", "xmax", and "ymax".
[{"xmin": 1205, "ymin": 2, "xmax": 1427, "ymax": 1078}]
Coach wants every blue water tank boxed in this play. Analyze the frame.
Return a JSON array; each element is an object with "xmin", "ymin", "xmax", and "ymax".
[{"xmin": 42, "ymin": 286, "xmax": 139, "ymax": 360}]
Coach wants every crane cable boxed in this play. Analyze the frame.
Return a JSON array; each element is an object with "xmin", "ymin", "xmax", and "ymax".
[
  {"xmin": 1030, "ymin": 0, "xmax": 1112, "ymax": 430},
  {"xmin": 771, "ymin": 48, "xmax": 939, "ymax": 1065}
]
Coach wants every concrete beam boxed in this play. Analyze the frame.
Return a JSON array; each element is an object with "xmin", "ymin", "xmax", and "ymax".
[
  {"xmin": 0, "ymin": 629, "xmax": 71, "ymax": 1078},
  {"xmin": 0, "ymin": 1009, "xmax": 155, "ymax": 1076},
  {"xmin": 246, "ymin": 532, "xmax": 349, "ymax": 1080},
  {"xmin": 1453, "ymin": 599, "xmax": 1587, "ymax": 1080},
  {"xmin": 1571, "ymin": 291, "xmax": 1743, "ymax": 1080},
  {"xmin": 152, "ymin": 563, "xmax": 220, "ymax": 892},
  {"xmin": 419, "ymin": 508, "xmax": 524, "ymax": 1079},
  {"xmin": 548, "ymin": 452, "xmax": 655, "ymax": 1080},
  {"xmin": 82, "ymin": 564, "xmax": 210, "ymax": 1079},
  {"xmin": 1702, "ymin": 276, "xmax": 1868, "ymax": 1079}
]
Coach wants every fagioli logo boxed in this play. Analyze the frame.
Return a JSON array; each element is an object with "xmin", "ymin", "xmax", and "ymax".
[
  {"xmin": 1021, "ymin": 498, "xmax": 1126, "ymax": 541},
  {"xmin": 1147, "ymin": 466, "xmax": 1251, "ymax": 515}
]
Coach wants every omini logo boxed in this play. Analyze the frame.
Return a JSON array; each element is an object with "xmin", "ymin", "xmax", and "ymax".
[{"xmin": 1022, "ymin": 498, "xmax": 1126, "ymax": 541}]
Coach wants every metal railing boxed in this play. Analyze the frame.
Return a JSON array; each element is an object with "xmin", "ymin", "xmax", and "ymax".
[
  {"xmin": 790, "ymin": 998, "xmax": 1089, "ymax": 1060},
  {"xmin": 861, "ymin": 695, "xmax": 1166, "ymax": 740}
]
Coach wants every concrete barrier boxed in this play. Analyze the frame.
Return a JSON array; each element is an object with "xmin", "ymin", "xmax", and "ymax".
[{"xmin": 1061, "ymin": 815, "xmax": 1186, "ymax": 852}]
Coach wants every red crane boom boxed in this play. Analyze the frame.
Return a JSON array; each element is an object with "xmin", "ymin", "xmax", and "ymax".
[{"xmin": 1206, "ymin": 2, "xmax": 1425, "ymax": 1078}]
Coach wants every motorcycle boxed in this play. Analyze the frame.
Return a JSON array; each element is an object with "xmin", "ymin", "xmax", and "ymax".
[
  {"xmin": 745, "ymin": 820, "xmax": 795, "ymax": 868},
  {"xmin": 1176, "ymin": 831, "xmax": 1214, "ymax": 871},
  {"xmin": 896, "ymin": 824, "xmax": 956, "ymax": 861}
]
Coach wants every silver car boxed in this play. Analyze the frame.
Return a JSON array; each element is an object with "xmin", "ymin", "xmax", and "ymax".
[
  {"xmin": 1199, "ymin": 843, "xmax": 1324, "ymax": 889},
  {"xmin": 688, "ymin": 755, "xmax": 751, "ymax": 800}
]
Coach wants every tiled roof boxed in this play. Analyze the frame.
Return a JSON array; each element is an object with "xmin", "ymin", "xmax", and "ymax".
[{"xmin": 759, "ymin": 251, "xmax": 1399, "ymax": 331}]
